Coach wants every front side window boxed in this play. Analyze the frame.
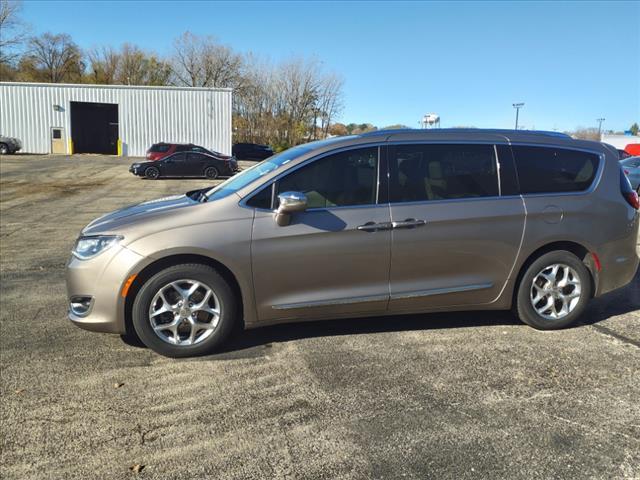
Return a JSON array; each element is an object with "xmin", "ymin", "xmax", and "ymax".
[
  {"xmin": 389, "ymin": 144, "xmax": 499, "ymax": 203},
  {"xmin": 246, "ymin": 184, "xmax": 273, "ymax": 209},
  {"xmin": 275, "ymin": 147, "xmax": 379, "ymax": 209},
  {"xmin": 511, "ymin": 146, "xmax": 599, "ymax": 194}
]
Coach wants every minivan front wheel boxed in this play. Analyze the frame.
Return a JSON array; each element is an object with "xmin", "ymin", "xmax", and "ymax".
[
  {"xmin": 132, "ymin": 264, "xmax": 237, "ymax": 357},
  {"xmin": 516, "ymin": 251, "xmax": 592, "ymax": 330}
]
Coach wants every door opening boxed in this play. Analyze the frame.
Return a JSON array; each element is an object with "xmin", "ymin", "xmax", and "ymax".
[{"xmin": 70, "ymin": 101, "xmax": 119, "ymax": 154}]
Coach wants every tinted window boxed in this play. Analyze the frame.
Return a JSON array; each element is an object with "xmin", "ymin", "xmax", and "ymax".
[
  {"xmin": 246, "ymin": 185, "xmax": 273, "ymax": 209},
  {"xmin": 191, "ymin": 146, "xmax": 210, "ymax": 154},
  {"xmin": 175, "ymin": 145, "xmax": 191, "ymax": 152},
  {"xmin": 187, "ymin": 152, "xmax": 207, "ymax": 162},
  {"xmin": 166, "ymin": 152, "xmax": 186, "ymax": 162},
  {"xmin": 150, "ymin": 144, "xmax": 170, "ymax": 152},
  {"xmin": 276, "ymin": 147, "xmax": 378, "ymax": 209},
  {"xmin": 389, "ymin": 144, "xmax": 499, "ymax": 202},
  {"xmin": 512, "ymin": 146, "xmax": 599, "ymax": 194},
  {"xmin": 52, "ymin": 129, "xmax": 62, "ymax": 139}
]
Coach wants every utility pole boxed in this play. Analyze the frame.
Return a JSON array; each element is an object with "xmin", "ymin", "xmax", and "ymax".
[
  {"xmin": 597, "ymin": 118, "xmax": 605, "ymax": 139},
  {"xmin": 513, "ymin": 103, "xmax": 524, "ymax": 130}
]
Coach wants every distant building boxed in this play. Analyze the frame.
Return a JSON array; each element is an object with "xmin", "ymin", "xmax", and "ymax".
[
  {"xmin": 601, "ymin": 133, "xmax": 640, "ymax": 155},
  {"xmin": 0, "ymin": 82, "xmax": 232, "ymax": 156}
]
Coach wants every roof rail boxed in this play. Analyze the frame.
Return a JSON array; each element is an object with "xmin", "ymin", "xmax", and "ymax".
[{"xmin": 360, "ymin": 128, "xmax": 571, "ymax": 139}]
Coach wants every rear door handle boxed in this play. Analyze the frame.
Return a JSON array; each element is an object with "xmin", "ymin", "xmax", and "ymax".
[
  {"xmin": 357, "ymin": 221, "xmax": 393, "ymax": 232},
  {"xmin": 392, "ymin": 218, "xmax": 426, "ymax": 229}
]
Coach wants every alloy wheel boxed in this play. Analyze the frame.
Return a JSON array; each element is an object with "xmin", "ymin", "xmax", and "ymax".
[
  {"xmin": 530, "ymin": 263, "xmax": 582, "ymax": 320},
  {"xmin": 148, "ymin": 279, "xmax": 220, "ymax": 346}
]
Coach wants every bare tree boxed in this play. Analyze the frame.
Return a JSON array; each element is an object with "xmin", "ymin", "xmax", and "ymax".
[
  {"xmin": 316, "ymin": 73, "xmax": 344, "ymax": 137},
  {"xmin": 25, "ymin": 32, "xmax": 83, "ymax": 82},
  {"xmin": 87, "ymin": 46, "xmax": 119, "ymax": 84},
  {"xmin": 170, "ymin": 31, "xmax": 243, "ymax": 88},
  {"xmin": 0, "ymin": 0, "xmax": 26, "ymax": 65},
  {"xmin": 233, "ymin": 55, "xmax": 344, "ymax": 148},
  {"xmin": 571, "ymin": 127, "xmax": 600, "ymax": 141},
  {"xmin": 117, "ymin": 43, "xmax": 170, "ymax": 86}
]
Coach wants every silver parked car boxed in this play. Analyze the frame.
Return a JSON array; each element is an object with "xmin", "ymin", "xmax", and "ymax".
[
  {"xmin": 621, "ymin": 156, "xmax": 640, "ymax": 192},
  {"xmin": 66, "ymin": 129, "xmax": 640, "ymax": 357},
  {"xmin": 0, "ymin": 134, "xmax": 22, "ymax": 154}
]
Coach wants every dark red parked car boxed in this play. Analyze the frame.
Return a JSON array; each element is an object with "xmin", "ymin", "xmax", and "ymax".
[{"xmin": 146, "ymin": 143, "xmax": 232, "ymax": 161}]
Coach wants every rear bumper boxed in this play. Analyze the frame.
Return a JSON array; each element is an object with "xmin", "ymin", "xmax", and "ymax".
[{"xmin": 596, "ymin": 211, "xmax": 639, "ymax": 296}]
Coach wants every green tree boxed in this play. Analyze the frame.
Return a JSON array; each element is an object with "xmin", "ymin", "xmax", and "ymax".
[{"xmin": 630, "ymin": 123, "xmax": 639, "ymax": 136}]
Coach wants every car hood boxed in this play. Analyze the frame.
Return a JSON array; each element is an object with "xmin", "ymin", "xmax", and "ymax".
[
  {"xmin": 82, "ymin": 193, "xmax": 199, "ymax": 235},
  {"xmin": 132, "ymin": 161, "xmax": 156, "ymax": 167}
]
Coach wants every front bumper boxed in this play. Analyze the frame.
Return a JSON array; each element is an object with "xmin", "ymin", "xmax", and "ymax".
[
  {"xmin": 66, "ymin": 244, "xmax": 146, "ymax": 334},
  {"xmin": 129, "ymin": 165, "xmax": 144, "ymax": 177}
]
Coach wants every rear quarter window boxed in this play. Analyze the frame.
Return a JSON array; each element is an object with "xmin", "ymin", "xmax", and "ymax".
[{"xmin": 511, "ymin": 146, "xmax": 599, "ymax": 194}]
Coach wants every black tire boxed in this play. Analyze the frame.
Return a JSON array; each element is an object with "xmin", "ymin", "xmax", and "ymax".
[
  {"xmin": 132, "ymin": 263, "xmax": 237, "ymax": 357},
  {"xmin": 204, "ymin": 166, "xmax": 219, "ymax": 179},
  {"xmin": 145, "ymin": 166, "xmax": 160, "ymax": 179},
  {"xmin": 516, "ymin": 250, "xmax": 592, "ymax": 330},
  {"xmin": 0, "ymin": 143, "xmax": 8, "ymax": 155}
]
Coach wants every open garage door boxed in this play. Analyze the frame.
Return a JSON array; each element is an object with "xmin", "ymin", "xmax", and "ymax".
[{"xmin": 70, "ymin": 101, "xmax": 119, "ymax": 154}]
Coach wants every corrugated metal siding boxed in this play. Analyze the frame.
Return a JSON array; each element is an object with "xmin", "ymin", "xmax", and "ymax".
[{"xmin": 0, "ymin": 82, "xmax": 232, "ymax": 156}]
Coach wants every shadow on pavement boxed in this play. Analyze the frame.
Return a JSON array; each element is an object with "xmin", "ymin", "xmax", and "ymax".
[{"xmin": 122, "ymin": 269, "xmax": 639, "ymax": 360}]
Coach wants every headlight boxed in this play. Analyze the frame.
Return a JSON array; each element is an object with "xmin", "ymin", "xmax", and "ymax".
[{"xmin": 72, "ymin": 235, "xmax": 122, "ymax": 260}]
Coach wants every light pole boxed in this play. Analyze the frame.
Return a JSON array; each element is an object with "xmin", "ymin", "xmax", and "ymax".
[
  {"xmin": 597, "ymin": 118, "xmax": 605, "ymax": 139},
  {"xmin": 513, "ymin": 103, "xmax": 524, "ymax": 130}
]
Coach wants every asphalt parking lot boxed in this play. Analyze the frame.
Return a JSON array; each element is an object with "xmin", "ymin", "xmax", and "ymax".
[{"xmin": 1, "ymin": 154, "xmax": 639, "ymax": 479}]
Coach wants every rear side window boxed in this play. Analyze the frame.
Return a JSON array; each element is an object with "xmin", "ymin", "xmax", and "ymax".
[
  {"xmin": 187, "ymin": 153, "xmax": 207, "ymax": 162},
  {"xmin": 167, "ymin": 152, "xmax": 186, "ymax": 162},
  {"xmin": 511, "ymin": 146, "xmax": 599, "ymax": 194},
  {"xmin": 150, "ymin": 144, "xmax": 170, "ymax": 153},
  {"xmin": 389, "ymin": 144, "xmax": 499, "ymax": 202}
]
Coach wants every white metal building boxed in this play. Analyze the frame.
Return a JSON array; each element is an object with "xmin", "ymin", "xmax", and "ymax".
[
  {"xmin": 0, "ymin": 82, "xmax": 232, "ymax": 156},
  {"xmin": 601, "ymin": 133, "xmax": 640, "ymax": 151}
]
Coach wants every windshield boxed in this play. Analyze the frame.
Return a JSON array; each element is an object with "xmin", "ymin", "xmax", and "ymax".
[{"xmin": 204, "ymin": 143, "xmax": 315, "ymax": 201}]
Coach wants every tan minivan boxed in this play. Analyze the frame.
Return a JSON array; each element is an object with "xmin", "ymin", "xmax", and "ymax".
[{"xmin": 67, "ymin": 129, "xmax": 639, "ymax": 357}]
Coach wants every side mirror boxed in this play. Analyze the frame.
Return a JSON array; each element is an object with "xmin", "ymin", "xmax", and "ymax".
[{"xmin": 275, "ymin": 191, "xmax": 307, "ymax": 226}]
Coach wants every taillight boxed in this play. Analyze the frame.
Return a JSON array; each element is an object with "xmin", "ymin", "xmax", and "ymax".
[
  {"xmin": 620, "ymin": 166, "xmax": 638, "ymax": 209},
  {"xmin": 624, "ymin": 169, "xmax": 630, "ymax": 175}
]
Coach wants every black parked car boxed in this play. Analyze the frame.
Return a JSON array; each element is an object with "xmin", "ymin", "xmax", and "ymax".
[
  {"xmin": 232, "ymin": 143, "xmax": 274, "ymax": 161},
  {"xmin": 130, "ymin": 151, "xmax": 238, "ymax": 179}
]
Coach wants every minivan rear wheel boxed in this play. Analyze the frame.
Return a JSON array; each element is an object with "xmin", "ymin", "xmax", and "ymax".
[
  {"xmin": 516, "ymin": 251, "xmax": 592, "ymax": 330},
  {"xmin": 131, "ymin": 264, "xmax": 237, "ymax": 357}
]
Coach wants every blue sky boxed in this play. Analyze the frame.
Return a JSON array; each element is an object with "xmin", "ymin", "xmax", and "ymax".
[{"xmin": 22, "ymin": 0, "xmax": 640, "ymax": 131}]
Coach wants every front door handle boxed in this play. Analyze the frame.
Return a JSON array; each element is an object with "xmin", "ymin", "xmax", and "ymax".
[
  {"xmin": 357, "ymin": 221, "xmax": 393, "ymax": 232},
  {"xmin": 392, "ymin": 218, "xmax": 427, "ymax": 229}
]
